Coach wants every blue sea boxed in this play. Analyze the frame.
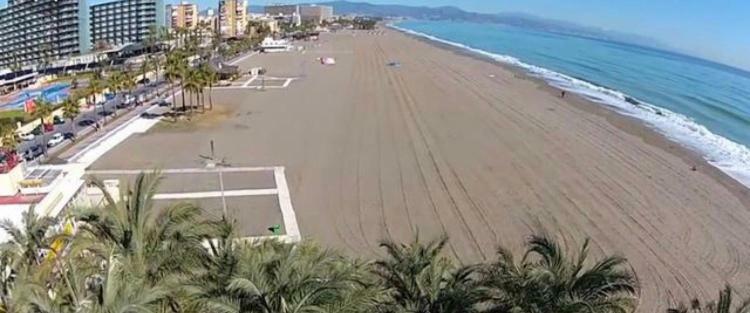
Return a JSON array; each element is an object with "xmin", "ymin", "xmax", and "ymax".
[{"xmin": 392, "ymin": 20, "xmax": 750, "ymax": 188}]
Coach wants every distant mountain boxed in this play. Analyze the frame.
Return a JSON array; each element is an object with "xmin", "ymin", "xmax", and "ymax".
[
  {"xmin": 320, "ymin": 1, "xmax": 492, "ymax": 21},
  {"xmin": 284, "ymin": 1, "xmax": 668, "ymax": 50}
]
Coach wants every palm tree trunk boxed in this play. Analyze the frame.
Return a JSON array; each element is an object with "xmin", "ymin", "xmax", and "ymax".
[
  {"xmin": 197, "ymin": 90, "xmax": 201, "ymax": 113},
  {"xmin": 170, "ymin": 81, "xmax": 176, "ymax": 110},
  {"xmin": 180, "ymin": 81, "xmax": 186, "ymax": 112},
  {"xmin": 40, "ymin": 118, "xmax": 48, "ymax": 157},
  {"xmin": 202, "ymin": 91, "xmax": 207, "ymax": 113},
  {"xmin": 188, "ymin": 90, "xmax": 193, "ymax": 116},
  {"xmin": 209, "ymin": 85, "xmax": 213, "ymax": 110},
  {"xmin": 194, "ymin": 90, "xmax": 198, "ymax": 114},
  {"xmin": 154, "ymin": 60, "xmax": 160, "ymax": 97}
]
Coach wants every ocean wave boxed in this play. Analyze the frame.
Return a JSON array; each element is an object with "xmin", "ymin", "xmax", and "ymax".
[{"xmin": 388, "ymin": 23, "xmax": 750, "ymax": 189}]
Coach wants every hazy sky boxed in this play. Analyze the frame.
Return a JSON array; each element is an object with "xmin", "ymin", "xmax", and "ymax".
[{"xmin": 1, "ymin": 0, "xmax": 747, "ymax": 70}]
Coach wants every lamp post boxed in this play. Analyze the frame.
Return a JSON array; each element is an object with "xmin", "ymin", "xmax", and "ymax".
[{"xmin": 201, "ymin": 139, "xmax": 228, "ymax": 215}]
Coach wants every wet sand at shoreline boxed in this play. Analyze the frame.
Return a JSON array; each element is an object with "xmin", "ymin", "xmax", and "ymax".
[{"xmin": 92, "ymin": 28, "xmax": 750, "ymax": 311}]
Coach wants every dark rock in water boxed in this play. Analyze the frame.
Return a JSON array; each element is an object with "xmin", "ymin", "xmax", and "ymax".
[
  {"xmin": 655, "ymin": 109, "xmax": 664, "ymax": 116},
  {"xmin": 625, "ymin": 96, "xmax": 640, "ymax": 105}
]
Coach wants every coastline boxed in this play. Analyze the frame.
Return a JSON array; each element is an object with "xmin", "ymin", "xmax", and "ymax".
[
  {"xmin": 91, "ymin": 28, "xmax": 750, "ymax": 311},
  {"xmin": 389, "ymin": 23, "xmax": 750, "ymax": 205}
]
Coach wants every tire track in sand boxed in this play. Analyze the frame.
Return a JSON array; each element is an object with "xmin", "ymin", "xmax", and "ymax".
[{"xmin": 382, "ymin": 46, "xmax": 487, "ymax": 261}]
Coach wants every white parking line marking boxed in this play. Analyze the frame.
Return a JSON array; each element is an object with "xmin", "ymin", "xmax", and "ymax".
[
  {"xmin": 154, "ymin": 188, "xmax": 278, "ymax": 200},
  {"xmin": 86, "ymin": 166, "xmax": 302, "ymax": 243},
  {"xmin": 282, "ymin": 78, "xmax": 293, "ymax": 88},
  {"xmin": 87, "ymin": 166, "xmax": 279, "ymax": 175},
  {"xmin": 274, "ymin": 166, "xmax": 300, "ymax": 242},
  {"xmin": 242, "ymin": 75, "xmax": 258, "ymax": 87}
]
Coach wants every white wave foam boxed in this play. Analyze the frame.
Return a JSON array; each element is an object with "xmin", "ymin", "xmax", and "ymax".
[{"xmin": 389, "ymin": 23, "xmax": 750, "ymax": 189}]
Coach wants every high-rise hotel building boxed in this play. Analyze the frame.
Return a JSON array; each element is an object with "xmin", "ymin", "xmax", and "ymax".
[
  {"xmin": 218, "ymin": 0, "xmax": 247, "ymax": 37},
  {"xmin": 166, "ymin": 2, "xmax": 198, "ymax": 30},
  {"xmin": 300, "ymin": 5, "xmax": 333, "ymax": 24},
  {"xmin": 0, "ymin": 0, "xmax": 90, "ymax": 69},
  {"xmin": 90, "ymin": 0, "xmax": 164, "ymax": 47}
]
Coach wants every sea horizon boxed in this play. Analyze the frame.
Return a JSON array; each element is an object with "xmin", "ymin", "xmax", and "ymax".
[
  {"xmin": 541, "ymin": 29, "xmax": 750, "ymax": 78},
  {"xmin": 392, "ymin": 20, "xmax": 750, "ymax": 188}
]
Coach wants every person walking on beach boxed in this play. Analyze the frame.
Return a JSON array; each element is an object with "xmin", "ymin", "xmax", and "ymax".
[{"xmin": 561, "ymin": 90, "xmax": 567, "ymax": 98}]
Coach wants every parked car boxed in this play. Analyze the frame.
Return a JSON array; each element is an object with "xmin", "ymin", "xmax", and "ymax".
[
  {"xmin": 47, "ymin": 133, "xmax": 64, "ymax": 147},
  {"xmin": 24, "ymin": 145, "xmax": 43, "ymax": 160},
  {"xmin": 124, "ymin": 94, "xmax": 135, "ymax": 105},
  {"xmin": 155, "ymin": 100, "xmax": 170, "ymax": 107},
  {"xmin": 78, "ymin": 119, "xmax": 95, "ymax": 127},
  {"xmin": 18, "ymin": 132, "xmax": 35, "ymax": 141},
  {"xmin": 63, "ymin": 132, "xmax": 76, "ymax": 140},
  {"xmin": 53, "ymin": 116, "xmax": 65, "ymax": 125}
]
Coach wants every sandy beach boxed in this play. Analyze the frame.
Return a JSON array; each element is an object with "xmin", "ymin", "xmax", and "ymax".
[{"xmin": 91, "ymin": 28, "xmax": 750, "ymax": 311}]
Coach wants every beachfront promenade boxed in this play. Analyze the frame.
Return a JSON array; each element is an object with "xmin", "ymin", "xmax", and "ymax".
[
  {"xmin": 3, "ymin": 52, "xmax": 301, "ymax": 242},
  {"xmin": 83, "ymin": 29, "xmax": 750, "ymax": 312}
]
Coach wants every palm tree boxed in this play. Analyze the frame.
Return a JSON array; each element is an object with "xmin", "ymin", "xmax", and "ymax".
[
  {"xmin": 32, "ymin": 99, "xmax": 53, "ymax": 128},
  {"xmin": 183, "ymin": 68, "xmax": 201, "ymax": 115},
  {"xmin": 0, "ymin": 248, "xmax": 18, "ymax": 313},
  {"xmin": 106, "ymin": 71, "xmax": 124, "ymax": 98},
  {"xmin": 24, "ymin": 250, "xmax": 170, "ymax": 313},
  {"xmin": 121, "ymin": 71, "xmax": 136, "ymax": 102},
  {"xmin": 74, "ymin": 171, "xmax": 220, "ymax": 283},
  {"xmin": 166, "ymin": 50, "xmax": 188, "ymax": 112},
  {"xmin": 87, "ymin": 73, "xmax": 104, "ymax": 106},
  {"xmin": 200, "ymin": 63, "xmax": 216, "ymax": 111},
  {"xmin": 139, "ymin": 60, "xmax": 150, "ymax": 87},
  {"xmin": 668, "ymin": 285, "xmax": 750, "ymax": 313},
  {"xmin": 88, "ymin": 71, "xmax": 105, "ymax": 122},
  {"xmin": 0, "ymin": 206, "xmax": 58, "ymax": 267},
  {"xmin": 0, "ymin": 120, "xmax": 19, "ymax": 152},
  {"xmin": 481, "ymin": 235, "xmax": 639, "ymax": 313},
  {"xmin": 88, "ymin": 252, "xmax": 170, "ymax": 313},
  {"xmin": 190, "ymin": 67, "xmax": 207, "ymax": 113},
  {"xmin": 164, "ymin": 51, "xmax": 182, "ymax": 112},
  {"xmin": 0, "ymin": 251, "xmax": 40, "ymax": 313},
  {"xmin": 146, "ymin": 25, "xmax": 158, "ymax": 50},
  {"xmin": 197, "ymin": 67, "xmax": 207, "ymax": 113},
  {"xmin": 61, "ymin": 97, "xmax": 80, "ymax": 135},
  {"xmin": 178, "ymin": 218, "xmax": 240, "ymax": 312},
  {"xmin": 145, "ymin": 25, "xmax": 167, "ymax": 96},
  {"xmin": 183, "ymin": 27, "xmax": 200, "ymax": 55},
  {"xmin": 32, "ymin": 99, "xmax": 54, "ymax": 153},
  {"xmin": 373, "ymin": 236, "xmax": 486, "ymax": 313},
  {"xmin": 201, "ymin": 240, "xmax": 381, "ymax": 313},
  {"xmin": 151, "ymin": 55, "xmax": 164, "ymax": 97},
  {"xmin": 211, "ymin": 31, "xmax": 223, "ymax": 56}
]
